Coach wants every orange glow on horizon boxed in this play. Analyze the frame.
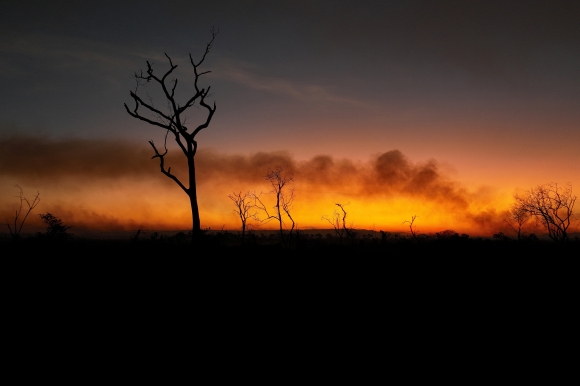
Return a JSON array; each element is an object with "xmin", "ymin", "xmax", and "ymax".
[
  {"xmin": 1, "ymin": 138, "xmax": 577, "ymax": 238},
  {"xmin": 0, "ymin": 177, "xmax": 519, "ymax": 236}
]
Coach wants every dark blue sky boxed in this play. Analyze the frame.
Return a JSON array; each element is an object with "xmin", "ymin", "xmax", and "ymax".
[{"xmin": 1, "ymin": 0, "xmax": 579, "ymax": 189}]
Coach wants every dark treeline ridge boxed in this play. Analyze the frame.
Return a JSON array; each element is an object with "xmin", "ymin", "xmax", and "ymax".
[{"xmin": 2, "ymin": 229, "xmax": 578, "ymax": 258}]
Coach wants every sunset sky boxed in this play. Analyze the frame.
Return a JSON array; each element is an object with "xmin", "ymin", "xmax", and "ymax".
[{"xmin": 1, "ymin": 1, "xmax": 579, "ymax": 236}]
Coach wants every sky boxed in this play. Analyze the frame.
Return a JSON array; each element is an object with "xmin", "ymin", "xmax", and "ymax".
[{"xmin": 1, "ymin": 0, "xmax": 579, "ymax": 236}]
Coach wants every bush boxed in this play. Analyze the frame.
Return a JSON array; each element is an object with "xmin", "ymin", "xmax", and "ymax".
[{"xmin": 38, "ymin": 213, "xmax": 72, "ymax": 239}]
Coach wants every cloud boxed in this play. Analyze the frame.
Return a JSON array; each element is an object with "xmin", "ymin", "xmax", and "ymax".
[
  {"xmin": 0, "ymin": 135, "xmax": 468, "ymax": 205},
  {"xmin": 215, "ymin": 59, "xmax": 369, "ymax": 107},
  {"xmin": 0, "ymin": 135, "xmax": 155, "ymax": 182},
  {"xmin": 368, "ymin": 150, "xmax": 469, "ymax": 208},
  {"xmin": 195, "ymin": 148, "xmax": 469, "ymax": 210},
  {"xmin": 0, "ymin": 34, "xmax": 135, "ymax": 73},
  {"xmin": 0, "ymin": 134, "xmax": 509, "ymax": 233}
]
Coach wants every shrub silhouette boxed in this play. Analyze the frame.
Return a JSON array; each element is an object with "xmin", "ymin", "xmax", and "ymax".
[{"xmin": 38, "ymin": 213, "xmax": 72, "ymax": 240}]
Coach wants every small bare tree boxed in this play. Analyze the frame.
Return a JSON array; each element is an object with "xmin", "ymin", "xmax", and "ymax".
[
  {"xmin": 228, "ymin": 191, "xmax": 257, "ymax": 245},
  {"xmin": 514, "ymin": 182, "xmax": 576, "ymax": 242},
  {"xmin": 322, "ymin": 207, "xmax": 345, "ymax": 244},
  {"xmin": 504, "ymin": 204, "xmax": 532, "ymax": 241},
  {"xmin": 124, "ymin": 29, "xmax": 217, "ymax": 241},
  {"xmin": 254, "ymin": 166, "xmax": 295, "ymax": 248},
  {"xmin": 6, "ymin": 185, "xmax": 40, "ymax": 240},
  {"xmin": 402, "ymin": 215, "xmax": 417, "ymax": 239},
  {"xmin": 322, "ymin": 203, "xmax": 355, "ymax": 244}
]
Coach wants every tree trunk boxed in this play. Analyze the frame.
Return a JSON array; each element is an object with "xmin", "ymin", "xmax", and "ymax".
[
  {"xmin": 241, "ymin": 222, "xmax": 246, "ymax": 246},
  {"xmin": 188, "ymin": 155, "xmax": 201, "ymax": 241}
]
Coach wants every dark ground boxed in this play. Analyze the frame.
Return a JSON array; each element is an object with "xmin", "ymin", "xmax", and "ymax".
[
  {"xmin": 2, "ymin": 230, "xmax": 578, "ymax": 258},
  {"xmin": 2, "ymin": 231, "xmax": 576, "ymax": 333}
]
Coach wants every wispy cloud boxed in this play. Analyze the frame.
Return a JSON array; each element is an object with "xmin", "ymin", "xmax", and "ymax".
[
  {"xmin": 0, "ymin": 34, "xmax": 137, "ymax": 82},
  {"xmin": 214, "ymin": 59, "xmax": 370, "ymax": 108}
]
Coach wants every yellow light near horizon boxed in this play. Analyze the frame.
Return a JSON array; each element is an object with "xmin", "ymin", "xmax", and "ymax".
[
  {"xmin": 3, "ymin": 162, "xmax": 567, "ymax": 237},
  {"xmin": 194, "ymin": 192, "xmax": 514, "ymax": 236}
]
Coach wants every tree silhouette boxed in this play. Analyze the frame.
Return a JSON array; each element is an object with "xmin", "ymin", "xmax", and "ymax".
[
  {"xmin": 402, "ymin": 215, "xmax": 417, "ymax": 239},
  {"xmin": 38, "ymin": 213, "xmax": 72, "ymax": 239},
  {"xmin": 124, "ymin": 29, "xmax": 217, "ymax": 241},
  {"xmin": 513, "ymin": 182, "xmax": 576, "ymax": 242},
  {"xmin": 6, "ymin": 185, "xmax": 40, "ymax": 241},
  {"xmin": 504, "ymin": 204, "xmax": 532, "ymax": 241},
  {"xmin": 228, "ymin": 191, "xmax": 257, "ymax": 246},
  {"xmin": 322, "ymin": 203, "xmax": 356, "ymax": 244},
  {"xmin": 254, "ymin": 166, "xmax": 295, "ymax": 248}
]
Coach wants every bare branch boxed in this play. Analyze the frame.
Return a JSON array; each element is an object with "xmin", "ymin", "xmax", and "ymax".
[
  {"xmin": 5, "ymin": 185, "xmax": 40, "ymax": 240},
  {"xmin": 402, "ymin": 215, "xmax": 417, "ymax": 239},
  {"xmin": 252, "ymin": 192, "xmax": 277, "ymax": 223},
  {"xmin": 164, "ymin": 53, "xmax": 174, "ymax": 67},
  {"xmin": 187, "ymin": 85, "xmax": 217, "ymax": 139},
  {"xmin": 190, "ymin": 27, "xmax": 218, "ymax": 69},
  {"xmin": 149, "ymin": 140, "xmax": 188, "ymax": 194}
]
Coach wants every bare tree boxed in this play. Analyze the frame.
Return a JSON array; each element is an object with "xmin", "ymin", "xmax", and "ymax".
[
  {"xmin": 228, "ymin": 191, "xmax": 257, "ymax": 245},
  {"xmin": 254, "ymin": 166, "xmax": 295, "ymax": 248},
  {"xmin": 336, "ymin": 203, "xmax": 356, "ymax": 244},
  {"xmin": 504, "ymin": 204, "xmax": 532, "ymax": 241},
  {"xmin": 6, "ymin": 185, "xmax": 40, "ymax": 240},
  {"xmin": 514, "ymin": 182, "xmax": 576, "ymax": 242},
  {"xmin": 322, "ymin": 207, "xmax": 345, "ymax": 244},
  {"xmin": 124, "ymin": 29, "xmax": 217, "ymax": 241},
  {"xmin": 402, "ymin": 215, "xmax": 417, "ymax": 239},
  {"xmin": 322, "ymin": 203, "xmax": 355, "ymax": 244}
]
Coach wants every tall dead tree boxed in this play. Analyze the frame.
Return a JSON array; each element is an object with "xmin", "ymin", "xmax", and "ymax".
[{"xmin": 124, "ymin": 29, "xmax": 217, "ymax": 240}]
